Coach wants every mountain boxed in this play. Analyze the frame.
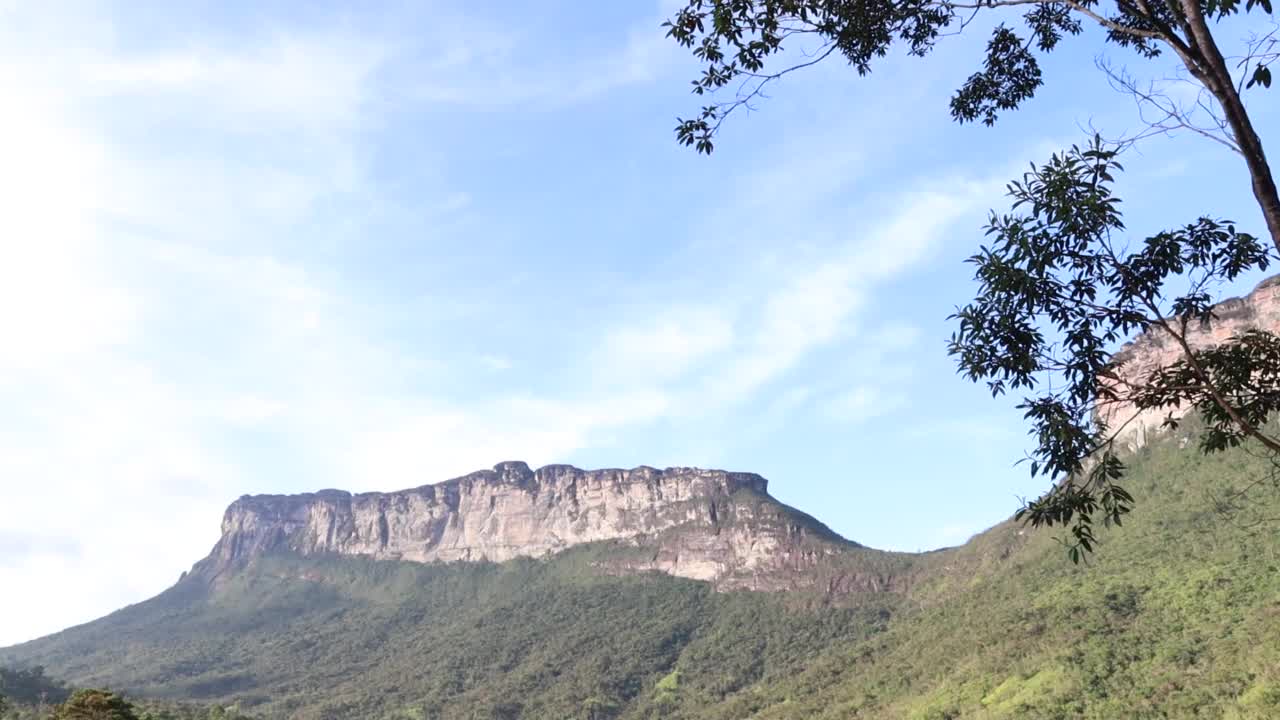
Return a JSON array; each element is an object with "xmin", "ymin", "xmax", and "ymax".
[
  {"xmin": 4, "ymin": 424, "xmax": 1279, "ymax": 719},
  {"xmin": 1, "ymin": 462, "xmax": 922, "ymax": 719},
  {"xmin": 8, "ymin": 276, "xmax": 1280, "ymax": 718},
  {"xmin": 196, "ymin": 462, "xmax": 909, "ymax": 593}
]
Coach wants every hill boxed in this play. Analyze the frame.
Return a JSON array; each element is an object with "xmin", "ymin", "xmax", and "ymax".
[{"xmin": 3, "ymin": 426, "xmax": 1279, "ymax": 718}]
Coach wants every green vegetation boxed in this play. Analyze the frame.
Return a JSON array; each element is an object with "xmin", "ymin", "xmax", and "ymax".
[
  {"xmin": 3, "ymin": 424, "xmax": 1279, "ymax": 718},
  {"xmin": 0, "ymin": 544, "xmax": 896, "ymax": 719},
  {"xmin": 0, "ymin": 667, "xmax": 70, "ymax": 707},
  {"xmin": 950, "ymin": 137, "xmax": 1279, "ymax": 559},
  {"xmin": 0, "ymin": 686, "xmax": 254, "ymax": 720},
  {"xmin": 693, "ymin": 424, "xmax": 1280, "ymax": 719},
  {"xmin": 51, "ymin": 689, "xmax": 140, "ymax": 720}
]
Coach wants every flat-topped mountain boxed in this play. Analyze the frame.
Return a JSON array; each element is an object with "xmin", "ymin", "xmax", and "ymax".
[
  {"xmin": 5, "ymin": 429, "xmax": 1279, "ymax": 718},
  {"xmin": 195, "ymin": 461, "xmax": 876, "ymax": 592},
  {"xmin": 7, "ymin": 279, "xmax": 1280, "ymax": 718}
]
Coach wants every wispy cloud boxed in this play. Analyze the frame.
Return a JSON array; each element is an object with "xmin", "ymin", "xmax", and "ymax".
[
  {"xmin": 669, "ymin": 181, "xmax": 999, "ymax": 413},
  {"xmin": 822, "ymin": 386, "xmax": 908, "ymax": 424},
  {"xmin": 80, "ymin": 36, "xmax": 386, "ymax": 134},
  {"xmin": 478, "ymin": 354, "xmax": 514, "ymax": 371},
  {"xmin": 407, "ymin": 4, "xmax": 680, "ymax": 108},
  {"xmin": 594, "ymin": 307, "xmax": 736, "ymax": 385},
  {"xmin": 0, "ymin": 4, "xmax": 394, "ymax": 645}
]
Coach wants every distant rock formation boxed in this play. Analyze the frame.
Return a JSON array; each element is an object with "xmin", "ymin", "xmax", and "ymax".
[
  {"xmin": 193, "ymin": 461, "xmax": 869, "ymax": 591},
  {"xmin": 1099, "ymin": 275, "xmax": 1280, "ymax": 449}
]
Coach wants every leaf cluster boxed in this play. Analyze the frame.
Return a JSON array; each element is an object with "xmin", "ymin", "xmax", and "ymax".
[
  {"xmin": 949, "ymin": 136, "xmax": 1277, "ymax": 560},
  {"xmin": 52, "ymin": 690, "xmax": 140, "ymax": 720},
  {"xmin": 1137, "ymin": 328, "xmax": 1280, "ymax": 451},
  {"xmin": 664, "ymin": 0, "xmax": 1275, "ymax": 152},
  {"xmin": 664, "ymin": 0, "xmax": 952, "ymax": 153}
]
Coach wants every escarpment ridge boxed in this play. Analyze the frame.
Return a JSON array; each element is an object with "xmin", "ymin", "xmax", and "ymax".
[{"xmin": 193, "ymin": 461, "xmax": 875, "ymax": 591}]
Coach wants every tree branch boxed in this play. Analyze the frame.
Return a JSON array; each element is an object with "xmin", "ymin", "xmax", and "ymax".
[{"xmin": 1146, "ymin": 308, "xmax": 1280, "ymax": 455}]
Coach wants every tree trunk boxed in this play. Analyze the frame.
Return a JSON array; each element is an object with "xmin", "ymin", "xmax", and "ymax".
[{"xmin": 1177, "ymin": 0, "xmax": 1280, "ymax": 253}]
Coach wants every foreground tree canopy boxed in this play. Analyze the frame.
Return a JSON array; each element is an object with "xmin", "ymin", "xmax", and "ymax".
[
  {"xmin": 0, "ymin": 683, "xmax": 257, "ymax": 720},
  {"xmin": 950, "ymin": 138, "xmax": 1280, "ymax": 559},
  {"xmin": 665, "ymin": 0, "xmax": 1280, "ymax": 247},
  {"xmin": 665, "ymin": 0, "xmax": 1280, "ymax": 556},
  {"xmin": 52, "ymin": 690, "xmax": 139, "ymax": 720}
]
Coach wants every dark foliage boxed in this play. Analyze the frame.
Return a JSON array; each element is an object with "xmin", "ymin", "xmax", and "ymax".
[
  {"xmin": 0, "ymin": 667, "xmax": 69, "ymax": 707},
  {"xmin": 52, "ymin": 690, "xmax": 138, "ymax": 720},
  {"xmin": 950, "ymin": 137, "xmax": 1279, "ymax": 559},
  {"xmin": 663, "ymin": 0, "xmax": 1274, "ymax": 155}
]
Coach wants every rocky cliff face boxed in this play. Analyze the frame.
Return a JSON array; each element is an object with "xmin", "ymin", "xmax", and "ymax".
[
  {"xmin": 1100, "ymin": 275, "xmax": 1280, "ymax": 449},
  {"xmin": 194, "ymin": 461, "xmax": 866, "ymax": 591}
]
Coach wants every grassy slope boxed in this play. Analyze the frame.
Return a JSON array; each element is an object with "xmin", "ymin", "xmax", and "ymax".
[
  {"xmin": 704, "ymin": 430, "xmax": 1280, "ymax": 719},
  {"xmin": 4, "ymin": 429, "xmax": 1280, "ymax": 719},
  {"xmin": 2, "ymin": 542, "xmax": 900, "ymax": 720}
]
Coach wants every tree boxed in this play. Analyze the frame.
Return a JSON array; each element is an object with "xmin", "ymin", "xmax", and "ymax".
[
  {"xmin": 663, "ymin": 0, "xmax": 1280, "ymax": 251},
  {"xmin": 54, "ymin": 690, "xmax": 140, "ymax": 720},
  {"xmin": 663, "ymin": 1, "xmax": 1280, "ymax": 556},
  {"xmin": 949, "ymin": 137, "xmax": 1280, "ymax": 559}
]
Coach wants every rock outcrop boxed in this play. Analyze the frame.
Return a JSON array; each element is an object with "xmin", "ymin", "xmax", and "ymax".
[
  {"xmin": 193, "ymin": 461, "xmax": 866, "ymax": 591},
  {"xmin": 1099, "ymin": 275, "xmax": 1280, "ymax": 449}
]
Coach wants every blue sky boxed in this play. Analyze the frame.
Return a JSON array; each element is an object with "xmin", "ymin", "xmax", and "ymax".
[{"xmin": 1, "ymin": 1, "xmax": 1276, "ymax": 645}]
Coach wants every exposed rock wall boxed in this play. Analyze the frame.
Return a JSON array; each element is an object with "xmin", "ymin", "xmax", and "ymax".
[
  {"xmin": 194, "ymin": 461, "xmax": 860, "ymax": 590},
  {"xmin": 1100, "ymin": 275, "xmax": 1280, "ymax": 449}
]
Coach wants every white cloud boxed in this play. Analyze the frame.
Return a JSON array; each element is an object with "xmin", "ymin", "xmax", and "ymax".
[
  {"xmin": 219, "ymin": 395, "xmax": 289, "ymax": 427},
  {"xmin": 339, "ymin": 390, "xmax": 674, "ymax": 491},
  {"xmin": 80, "ymin": 33, "xmax": 387, "ymax": 136},
  {"xmin": 0, "ymin": 54, "xmax": 687, "ymax": 640},
  {"xmin": 823, "ymin": 386, "xmax": 908, "ymax": 424},
  {"xmin": 0, "ymin": 357, "xmax": 246, "ymax": 644},
  {"xmin": 0, "ymin": 6, "xmax": 394, "ymax": 646},
  {"xmin": 408, "ymin": 3, "xmax": 680, "ymax": 107},
  {"xmin": 595, "ymin": 308, "xmax": 736, "ymax": 384},
  {"xmin": 698, "ymin": 181, "xmax": 996, "ymax": 406},
  {"xmin": 478, "ymin": 354, "xmax": 514, "ymax": 371}
]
